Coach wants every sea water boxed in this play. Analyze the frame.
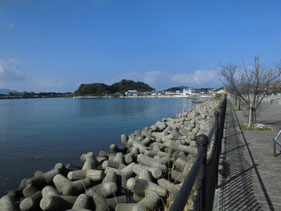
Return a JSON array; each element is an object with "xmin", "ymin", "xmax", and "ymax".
[{"xmin": 0, "ymin": 97, "xmax": 194, "ymax": 195}]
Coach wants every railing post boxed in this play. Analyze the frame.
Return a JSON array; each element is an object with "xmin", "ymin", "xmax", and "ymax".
[
  {"xmin": 172, "ymin": 97, "xmax": 228, "ymax": 211},
  {"xmin": 194, "ymin": 134, "xmax": 209, "ymax": 211},
  {"xmin": 214, "ymin": 111, "xmax": 221, "ymax": 156},
  {"xmin": 214, "ymin": 111, "xmax": 221, "ymax": 191},
  {"xmin": 273, "ymin": 139, "xmax": 276, "ymax": 157}
]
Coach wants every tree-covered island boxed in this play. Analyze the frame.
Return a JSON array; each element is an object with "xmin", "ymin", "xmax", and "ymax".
[{"xmin": 73, "ymin": 79, "xmax": 155, "ymax": 97}]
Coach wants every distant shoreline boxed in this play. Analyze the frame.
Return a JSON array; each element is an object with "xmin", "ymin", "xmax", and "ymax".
[
  {"xmin": 0, "ymin": 96, "xmax": 67, "ymax": 100},
  {"xmin": 72, "ymin": 95, "xmax": 204, "ymax": 99},
  {"xmin": 0, "ymin": 95, "xmax": 212, "ymax": 100}
]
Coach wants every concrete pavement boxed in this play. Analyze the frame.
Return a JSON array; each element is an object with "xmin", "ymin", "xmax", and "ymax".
[{"xmin": 215, "ymin": 101, "xmax": 281, "ymax": 211}]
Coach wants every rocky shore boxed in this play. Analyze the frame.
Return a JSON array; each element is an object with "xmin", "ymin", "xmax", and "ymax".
[{"xmin": 0, "ymin": 99, "xmax": 220, "ymax": 211}]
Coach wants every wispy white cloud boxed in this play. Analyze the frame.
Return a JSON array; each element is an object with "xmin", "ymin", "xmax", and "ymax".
[
  {"xmin": 0, "ymin": 58, "xmax": 25, "ymax": 81},
  {"xmin": 108, "ymin": 70, "xmax": 161, "ymax": 85},
  {"xmin": 2, "ymin": 76, "xmax": 74, "ymax": 92},
  {"xmin": 7, "ymin": 23, "xmax": 15, "ymax": 29},
  {"xmin": 0, "ymin": 57, "xmax": 77, "ymax": 92},
  {"xmin": 107, "ymin": 69, "xmax": 220, "ymax": 89},
  {"xmin": 32, "ymin": 78, "xmax": 65, "ymax": 90},
  {"xmin": 171, "ymin": 70, "xmax": 218, "ymax": 86},
  {"xmin": 6, "ymin": 57, "xmax": 21, "ymax": 63},
  {"xmin": 143, "ymin": 71, "xmax": 160, "ymax": 84}
]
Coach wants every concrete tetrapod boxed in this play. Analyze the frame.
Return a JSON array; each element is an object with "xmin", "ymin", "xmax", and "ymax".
[
  {"xmin": 19, "ymin": 191, "xmax": 41, "ymax": 211},
  {"xmin": 86, "ymin": 189, "xmax": 109, "ymax": 211},
  {"xmin": 115, "ymin": 191, "xmax": 160, "ymax": 211},
  {"xmin": 86, "ymin": 182, "xmax": 117, "ymax": 197},
  {"xmin": 0, "ymin": 195, "xmax": 17, "ymax": 211},
  {"xmin": 133, "ymin": 164, "xmax": 163, "ymax": 179},
  {"xmin": 53, "ymin": 174, "xmax": 92, "ymax": 195},
  {"xmin": 67, "ymin": 169, "xmax": 104, "ymax": 182},
  {"xmin": 126, "ymin": 178, "xmax": 167, "ymax": 197},
  {"xmin": 71, "ymin": 193, "xmax": 91, "ymax": 210},
  {"xmin": 40, "ymin": 186, "xmax": 77, "ymax": 211},
  {"xmin": 80, "ymin": 152, "xmax": 99, "ymax": 170},
  {"xmin": 33, "ymin": 162, "xmax": 68, "ymax": 185}
]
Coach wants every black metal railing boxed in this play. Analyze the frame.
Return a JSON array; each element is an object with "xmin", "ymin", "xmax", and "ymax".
[
  {"xmin": 273, "ymin": 127, "xmax": 281, "ymax": 157},
  {"xmin": 171, "ymin": 96, "xmax": 227, "ymax": 211}
]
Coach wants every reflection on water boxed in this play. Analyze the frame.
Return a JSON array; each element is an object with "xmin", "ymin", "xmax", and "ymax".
[
  {"xmin": 0, "ymin": 97, "xmax": 193, "ymax": 196},
  {"xmin": 77, "ymin": 98, "xmax": 152, "ymax": 118}
]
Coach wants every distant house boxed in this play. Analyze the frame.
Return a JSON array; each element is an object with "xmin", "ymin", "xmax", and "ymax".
[
  {"xmin": 125, "ymin": 90, "xmax": 139, "ymax": 96},
  {"xmin": 143, "ymin": 91, "xmax": 157, "ymax": 96},
  {"xmin": 164, "ymin": 91, "xmax": 171, "ymax": 95},
  {"xmin": 183, "ymin": 88, "xmax": 194, "ymax": 96},
  {"xmin": 213, "ymin": 87, "xmax": 226, "ymax": 95}
]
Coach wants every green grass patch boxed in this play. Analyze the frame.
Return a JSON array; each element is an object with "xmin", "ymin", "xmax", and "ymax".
[
  {"xmin": 214, "ymin": 93, "xmax": 223, "ymax": 100},
  {"xmin": 240, "ymin": 123, "xmax": 272, "ymax": 131},
  {"xmin": 234, "ymin": 109, "xmax": 243, "ymax": 112}
]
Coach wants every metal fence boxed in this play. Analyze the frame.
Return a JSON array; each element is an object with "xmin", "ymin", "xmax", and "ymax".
[
  {"xmin": 273, "ymin": 127, "xmax": 281, "ymax": 157},
  {"xmin": 170, "ymin": 96, "xmax": 227, "ymax": 211}
]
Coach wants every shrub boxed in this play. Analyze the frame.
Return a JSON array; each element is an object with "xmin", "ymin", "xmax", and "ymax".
[
  {"xmin": 240, "ymin": 123, "xmax": 272, "ymax": 131},
  {"xmin": 214, "ymin": 93, "xmax": 223, "ymax": 100}
]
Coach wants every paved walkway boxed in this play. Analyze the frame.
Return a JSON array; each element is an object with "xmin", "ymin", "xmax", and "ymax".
[{"xmin": 216, "ymin": 101, "xmax": 281, "ymax": 211}]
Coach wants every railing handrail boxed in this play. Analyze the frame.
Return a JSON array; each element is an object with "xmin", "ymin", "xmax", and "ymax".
[
  {"xmin": 170, "ymin": 151, "xmax": 205, "ymax": 211},
  {"xmin": 273, "ymin": 129, "xmax": 281, "ymax": 147},
  {"xmin": 170, "ymin": 96, "xmax": 227, "ymax": 211},
  {"xmin": 208, "ymin": 115, "xmax": 218, "ymax": 141}
]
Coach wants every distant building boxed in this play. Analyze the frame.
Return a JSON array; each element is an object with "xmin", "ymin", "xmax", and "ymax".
[
  {"xmin": 125, "ymin": 90, "xmax": 139, "ymax": 96},
  {"xmin": 213, "ymin": 87, "xmax": 226, "ymax": 95},
  {"xmin": 164, "ymin": 91, "xmax": 172, "ymax": 95},
  {"xmin": 143, "ymin": 90, "xmax": 157, "ymax": 96},
  {"xmin": 183, "ymin": 88, "xmax": 192, "ymax": 96},
  {"xmin": 182, "ymin": 88, "xmax": 196, "ymax": 96}
]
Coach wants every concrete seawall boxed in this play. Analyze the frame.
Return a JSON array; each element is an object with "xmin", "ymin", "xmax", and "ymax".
[{"xmin": 0, "ymin": 99, "xmax": 220, "ymax": 211}]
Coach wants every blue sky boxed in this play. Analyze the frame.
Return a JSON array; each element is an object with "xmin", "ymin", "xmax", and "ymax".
[{"xmin": 0, "ymin": 0, "xmax": 281, "ymax": 92}]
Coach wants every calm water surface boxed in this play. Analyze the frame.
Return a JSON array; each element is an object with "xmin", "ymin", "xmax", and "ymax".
[{"xmin": 0, "ymin": 98, "xmax": 193, "ymax": 195}]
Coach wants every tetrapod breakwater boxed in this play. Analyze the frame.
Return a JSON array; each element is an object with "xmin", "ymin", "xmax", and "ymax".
[{"xmin": 0, "ymin": 99, "xmax": 220, "ymax": 211}]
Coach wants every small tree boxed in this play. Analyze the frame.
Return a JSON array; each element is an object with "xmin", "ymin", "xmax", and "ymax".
[{"xmin": 220, "ymin": 56, "xmax": 281, "ymax": 126}]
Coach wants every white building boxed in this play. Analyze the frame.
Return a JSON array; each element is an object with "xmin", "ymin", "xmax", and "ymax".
[
  {"xmin": 213, "ymin": 87, "xmax": 226, "ymax": 95},
  {"xmin": 125, "ymin": 90, "xmax": 139, "ymax": 96},
  {"xmin": 183, "ymin": 88, "xmax": 194, "ymax": 96}
]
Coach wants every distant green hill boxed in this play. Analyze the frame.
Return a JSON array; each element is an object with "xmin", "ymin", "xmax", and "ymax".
[
  {"xmin": 165, "ymin": 86, "xmax": 188, "ymax": 92},
  {"xmin": 74, "ymin": 79, "xmax": 154, "ymax": 96}
]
